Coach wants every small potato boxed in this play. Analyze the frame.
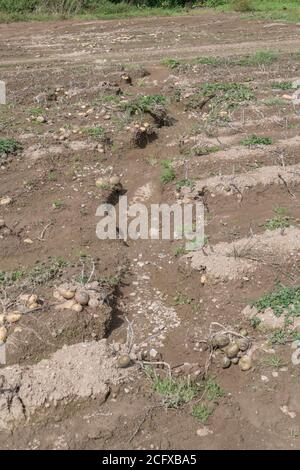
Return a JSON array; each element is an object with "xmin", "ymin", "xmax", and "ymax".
[
  {"xmin": 0, "ymin": 326, "xmax": 8, "ymax": 342},
  {"xmin": 72, "ymin": 303, "xmax": 83, "ymax": 313},
  {"xmin": 239, "ymin": 355, "xmax": 252, "ymax": 371}
]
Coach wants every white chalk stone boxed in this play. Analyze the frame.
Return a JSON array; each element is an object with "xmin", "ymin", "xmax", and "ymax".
[{"xmin": 0, "ymin": 81, "xmax": 6, "ymax": 104}]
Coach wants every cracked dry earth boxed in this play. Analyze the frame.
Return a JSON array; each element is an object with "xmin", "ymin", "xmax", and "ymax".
[{"xmin": 1, "ymin": 12, "xmax": 300, "ymax": 450}]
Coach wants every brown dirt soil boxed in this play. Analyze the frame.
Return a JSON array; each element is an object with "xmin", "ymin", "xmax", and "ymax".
[{"xmin": 1, "ymin": 12, "xmax": 300, "ymax": 450}]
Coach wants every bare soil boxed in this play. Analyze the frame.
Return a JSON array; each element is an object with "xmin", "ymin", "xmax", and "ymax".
[{"xmin": 1, "ymin": 12, "xmax": 300, "ymax": 450}]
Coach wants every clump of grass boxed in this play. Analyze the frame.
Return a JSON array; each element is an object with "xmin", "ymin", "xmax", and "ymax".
[
  {"xmin": 249, "ymin": 316, "xmax": 261, "ymax": 329},
  {"xmin": 263, "ymin": 97, "xmax": 287, "ymax": 106},
  {"xmin": 203, "ymin": 377, "xmax": 225, "ymax": 401},
  {"xmin": 0, "ymin": 138, "xmax": 22, "ymax": 155},
  {"xmin": 102, "ymin": 94, "xmax": 121, "ymax": 104},
  {"xmin": 0, "ymin": 258, "xmax": 68, "ymax": 287},
  {"xmin": 162, "ymin": 58, "xmax": 183, "ymax": 69},
  {"xmin": 122, "ymin": 94, "xmax": 166, "ymax": 115},
  {"xmin": 194, "ymin": 56, "xmax": 223, "ymax": 66},
  {"xmin": 236, "ymin": 50, "xmax": 278, "ymax": 66},
  {"xmin": 47, "ymin": 170, "xmax": 57, "ymax": 182},
  {"xmin": 186, "ymin": 82, "xmax": 254, "ymax": 114},
  {"xmin": 270, "ymin": 81, "xmax": 294, "ymax": 90},
  {"xmin": 52, "ymin": 199, "xmax": 64, "ymax": 209},
  {"xmin": 153, "ymin": 376, "xmax": 198, "ymax": 408},
  {"xmin": 173, "ymin": 246, "xmax": 186, "ymax": 257},
  {"xmin": 240, "ymin": 135, "xmax": 273, "ymax": 146},
  {"xmin": 160, "ymin": 159, "xmax": 175, "ymax": 184},
  {"xmin": 253, "ymin": 285, "xmax": 300, "ymax": 317},
  {"xmin": 173, "ymin": 291, "xmax": 193, "ymax": 306},
  {"xmin": 263, "ymin": 355, "xmax": 286, "ymax": 369},
  {"xmin": 83, "ymin": 125, "xmax": 106, "ymax": 139},
  {"xmin": 265, "ymin": 207, "xmax": 290, "ymax": 230},
  {"xmin": 27, "ymin": 107, "xmax": 44, "ymax": 116},
  {"xmin": 192, "ymin": 403, "xmax": 213, "ymax": 423},
  {"xmin": 176, "ymin": 178, "xmax": 195, "ymax": 190},
  {"xmin": 191, "ymin": 145, "xmax": 219, "ymax": 156},
  {"xmin": 0, "ymin": 269, "xmax": 25, "ymax": 285},
  {"xmin": 268, "ymin": 329, "xmax": 289, "ymax": 345},
  {"xmin": 28, "ymin": 257, "xmax": 68, "ymax": 285}
]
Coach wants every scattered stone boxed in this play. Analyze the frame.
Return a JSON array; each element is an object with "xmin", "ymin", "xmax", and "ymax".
[
  {"xmin": 261, "ymin": 375, "xmax": 269, "ymax": 382},
  {"xmin": 280, "ymin": 405, "xmax": 296, "ymax": 419},
  {"xmin": 231, "ymin": 357, "xmax": 239, "ymax": 365},
  {"xmin": 24, "ymin": 238, "xmax": 33, "ymax": 244},
  {"xmin": 149, "ymin": 348, "xmax": 158, "ymax": 359},
  {"xmin": 0, "ymin": 219, "xmax": 5, "ymax": 228},
  {"xmin": 196, "ymin": 426, "xmax": 213, "ymax": 437}
]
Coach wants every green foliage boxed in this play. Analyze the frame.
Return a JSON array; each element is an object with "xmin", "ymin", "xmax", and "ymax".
[
  {"xmin": 83, "ymin": 125, "xmax": 105, "ymax": 139},
  {"xmin": 240, "ymin": 135, "xmax": 273, "ymax": 146},
  {"xmin": 249, "ymin": 316, "xmax": 261, "ymax": 329},
  {"xmin": 176, "ymin": 178, "xmax": 195, "ymax": 190},
  {"xmin": 186, "ymin": 82, "xmax": 254, "ymax": 113},
  {"xmin": 0, "ymin": 258, "xmax": 68, "ymax": 287},
  {"xmin": 235, "ymin": 50, "xmax": 278, "ymax": 66},
  {"xmin": 27, "ymin": 107, "xmax": 44, "ymax": 116},
  {"xmin": 268, "ymin": 329, "xmax": 288, "ymax": 345},
  {"xmin": 153, "ymin": 376, "xmax": 198, "ymax": 408},
  {"xmin": 173, "ymin": 291, "xmax": 193, "ymax": 305},
  {"xmin": 263, "ymin": 97, "xmax": 287, "ymax": 106},
  {"xmin": 263, "ymin": 355, "xmax": 285, "ymax": 368},
  {"xmin": 264, "ymin": 206, "xmax": 290, "ymax": 230},
  {"xmin": 191, "ymin": 145, "xmax": 219, "ymax": 156},
  {"xmin": 203, "ymin": 377, "xmax": 225, "ymax": 401},
  {"xmin": 122, "ymin": 94, "xmax": 166, "ymax": 115},
  {"xmin": 162, "ymin": 58, "xmax": 183, "ymax": 69},
  {"xmin": 192, "ymin": 403, "xmax": 213, "ymax": 423},
  {"xmin": 195, "ymin": 56, "xmax": 223, "ymax": 66},
  {"xmin": 160, "ymin": 159, "xmax": 175, "ymax": 184},
  {"xmin": 253, "ymin": 285, "xmax": 300, "ymax": 317},
  {"xmin": 271, "ymin": 81, "xmax": 294, "ymax": 90},
  {"xmin": 0, "ymin": 138, "xmax": 22, "ymax": 155}
]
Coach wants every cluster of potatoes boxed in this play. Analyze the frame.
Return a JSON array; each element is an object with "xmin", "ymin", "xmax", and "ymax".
[
  {"xmin": 54, "ymin": 282, "xmax": 103, "ymax": 312},
  {"xmin": 129, "ymin": 122, "xmax": 156, "ymax": 145},
  {"xmin": 95, "ymin": 175, "xmax": 122, "ymax": 191},
  {"xmin": 212, "ymin": 330, "xmax": 252, "ymax": 371},
  {"xmin": 0, "ymin": 293, "xmax": 41, "ymax": 343}
]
